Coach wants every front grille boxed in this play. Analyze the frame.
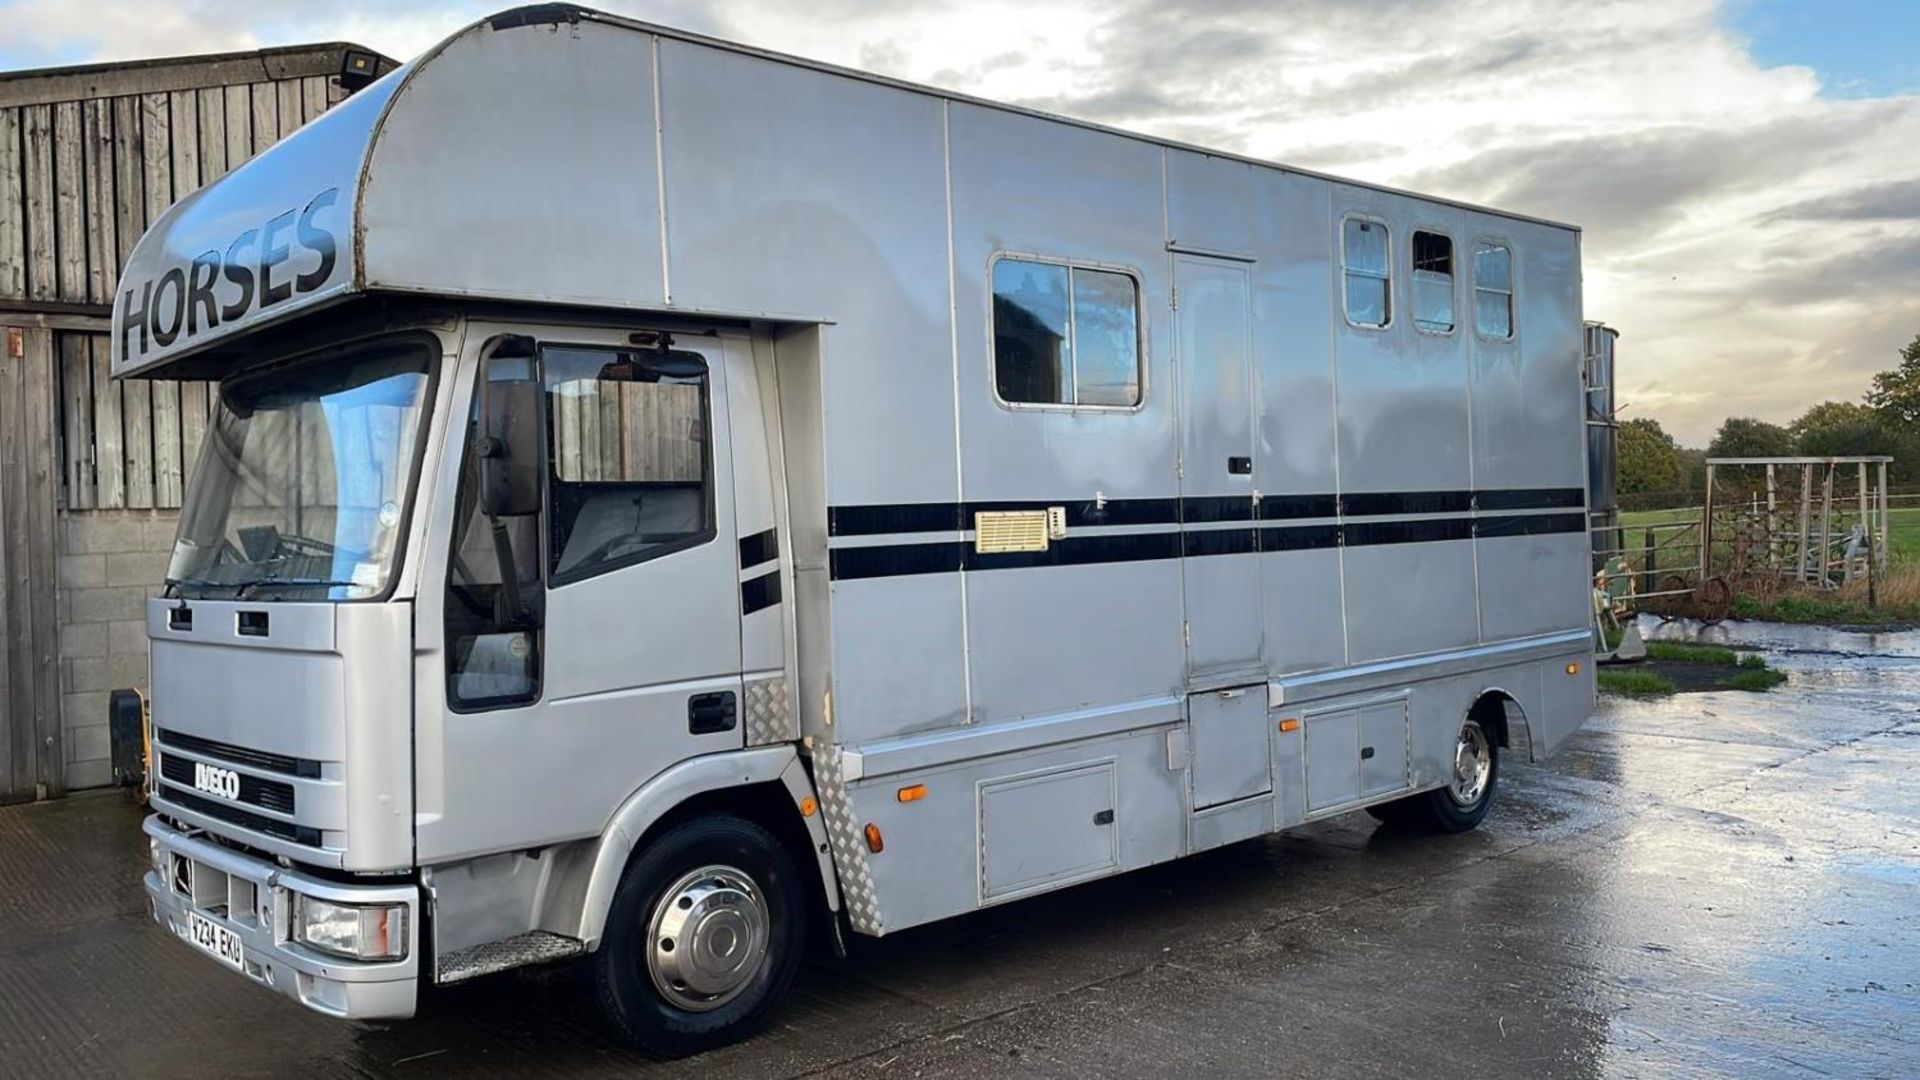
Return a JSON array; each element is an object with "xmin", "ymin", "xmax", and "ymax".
[
  {"xmin": 155, "ymin": 728, "xmax": 322, "ymax": 779},
  {"xmin": 157, "ymin": 784, "xmax": 324, "ymax": 847},
  {"xmin": 158, "ymin": 753, "xmax": 296, "ymax": 815}
]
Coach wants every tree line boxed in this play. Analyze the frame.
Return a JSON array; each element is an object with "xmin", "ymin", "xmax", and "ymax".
[{"xmin": 1619, "ymin": 333, "xmax": 1920, "ymax": 502}]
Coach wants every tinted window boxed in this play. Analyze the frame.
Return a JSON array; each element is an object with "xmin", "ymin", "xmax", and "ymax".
[
  {"xmin": 445, "ymin": 348, "xmax": 543, "ymax": 711},
  {"xmin": 993, "ymin": 257, "xmax": 1142, "ymax": 407},
  {"xmin": 1411, "ymin": 231, "xmax": 1455, "ymax": 333},
  {"xmin": 544, "ymin": 346, "xmax": 714, "ymax": 583},
  {"xmin": 993, "ymin": 259, "xmax": 1072, "ymax": 404},
  {"xmin": 1071, "ymin": 268, "xmax": 1142, "ymax": 406},
  {"xmin": 1474, "ymin": 241, "xmax": 1514, "ymax": 339},
  {"xmin": 1343, "ymin": 219, "xmax": 1390, "ymax": 328}
]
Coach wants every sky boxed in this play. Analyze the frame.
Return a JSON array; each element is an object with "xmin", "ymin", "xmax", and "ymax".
[{"xmin": 4, "ymin": 0, "xmax": 1916, "ymax": 446}]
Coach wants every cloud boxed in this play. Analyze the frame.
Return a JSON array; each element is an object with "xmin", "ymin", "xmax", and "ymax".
[
  {"xmin": 1769, "ymin": 178, "xmax": 1920, "ymax": 222},
  {"xmin": 6, "ymin": 0, "xmax": 1916, "ymax": 445}
]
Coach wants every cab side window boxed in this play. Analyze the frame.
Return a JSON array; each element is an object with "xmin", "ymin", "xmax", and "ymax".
[
  {"xmin": 445, "ymin": 348, "xmax": 544, "ymax": 711},
  {"xmin": 543, "ymin": 345, "xmax": 715, "ymax": 585}
]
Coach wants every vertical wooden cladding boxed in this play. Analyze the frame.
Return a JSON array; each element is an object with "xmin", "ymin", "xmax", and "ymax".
[
  {"xmin": 0, "ymin": 109, "xmax": 20, "ymax": 298},
  {"xmin": 2, "ymin": 72, "xmax": 356, "ymax": 514},
  {"xmin": 22, "ymin": 104, "xmax": 55, "ymax": 300},
  {"xmin": 0, "ymin": 47, "xmax": 389, "ymax": 802},
  {"xmin": 0, "ymin": 327, "xmax": 63, "ymax": 802}
]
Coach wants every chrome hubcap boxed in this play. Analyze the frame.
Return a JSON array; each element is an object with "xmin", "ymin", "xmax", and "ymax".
[
  {"xmin": 1449, "ymin": 721, "xmax": 1492, "ymax": 806},
  {"xmin": 645, "ymin": 864, "xmax": 768, "ymax": 1012}
]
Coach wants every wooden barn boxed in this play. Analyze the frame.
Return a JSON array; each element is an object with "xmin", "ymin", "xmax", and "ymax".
[{"xmin": 0, "ymin": 42, "xmax": 397, "ymax": 803}]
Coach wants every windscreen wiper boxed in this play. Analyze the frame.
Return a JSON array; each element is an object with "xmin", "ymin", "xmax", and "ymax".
[
  {"xmin": 163, "ymin": 578, "xmax": 248, "ymax": 599},
  {"xmin": 237, "ymin": 577, "xmax": 361, "ymax": 598}
]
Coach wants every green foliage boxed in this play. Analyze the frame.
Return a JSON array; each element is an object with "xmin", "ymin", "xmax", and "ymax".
[
  {"xmin": 1617, "ymin": 417, "xmax": 1683, "ymax": 494},
  {"xmin": 1643, "ymin": 641, "xmax": 1738, "ymax": 665},
  {"xmin": 1729, "ymin": 591, "xmax": 1917, "ymax": 625},
  {"xmin": 1790, "ymin": 401, "xmax": 1892, "ymax": 457},
  {"xmin": 1707, "ymin": 416, "xmax": 1795, "ymax": 460},
  {"xmin": 1597, "ymin": 668, "xmax": 1676, "ymax": 697},
  {"xmin": 1727, "ymin": 667, "xmax": 1789, "ymax": 691},
  {"xmin": 1865, "ymin": 334, "xmax": 1920, "ymax": 425},
  {"xmin": 1676, "ymin": 446, "xmax": 1709, "ymax": 495}
]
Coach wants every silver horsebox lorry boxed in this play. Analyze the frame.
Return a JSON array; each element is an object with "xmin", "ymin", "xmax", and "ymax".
[{"xmin": 120, "ymin": 4, "xmax": 1595, "ymax": 1054}]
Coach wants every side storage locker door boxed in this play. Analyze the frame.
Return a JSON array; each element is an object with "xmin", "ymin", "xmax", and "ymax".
[
  {"xmin": 1174, "ymin": 254, "xmax": 1262, "ymax": 684},
  {"xmin": 1189, "ymin": 685, "xmax": 1271, "ymax": 810}
]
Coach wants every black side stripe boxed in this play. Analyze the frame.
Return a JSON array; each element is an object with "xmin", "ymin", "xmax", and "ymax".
[
  {"xmin": 739, "ymin": 528, "xmax": 779, "ymax": 570},
  {"xmin": 827, "ymin": 488, "xmax": 1583, "ymax": 536},
  {"xmin": 1346, "ymin": 517, "xmax": 1476, "ymax": 546},
  {"xmin": 831, "ymin": 541, "xmax": 965, "ymax": 581},
  {"xmin": 1476, "ymin": 511, "xmax": 1586, "ymax": 538},
  {"xmin": 829, "ymin": 504, "xmax": 961, "ymax": 536},
  {"xmin": 1342, "ymin": 490, "xmax": 1473, "ymax": 517},
  {"xmin": 1476, "ymin": 488, "xmax": 1587, "ymax": 511},
  {"xmin": 1259, "ymin": 494, "xmax": 1341, "ymax": 520},
  {"xmin": 828, "ymin": 511, "xmax": 1584, "ymax": 581},
  {"xmin": 971, "ymin": 531, "xmax": 1181, "ymax": 571},
  {"xmin": 1183, "ymin": 496, "xmax": 1255, "ymax": 523},
  {"xmin": 741, "ymin": 569, "xmax": 782, "ymax": 614}
]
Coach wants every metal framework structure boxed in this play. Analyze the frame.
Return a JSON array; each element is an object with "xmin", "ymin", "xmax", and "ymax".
[{"xmin": 1704, "ymin": 456, "xmax": 1893, "ymax": 588}]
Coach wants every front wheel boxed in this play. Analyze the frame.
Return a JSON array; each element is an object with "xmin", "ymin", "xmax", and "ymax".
[
  {"xmin": 594, "ymin": 814, "xmax": 805, "ymax": 1057},
  {"xmin": 1366, "ymin": 717, "xmax": 1499, "ymax": 833}
]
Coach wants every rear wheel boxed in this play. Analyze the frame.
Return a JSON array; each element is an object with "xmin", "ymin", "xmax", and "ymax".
[
  {"xmin": 1366, "ymin": 716, "xmax": 1499, "ymax": 833},
  {"xmin": 594, "ymin": 814, "xmax": 805, "ymax": 1057}
]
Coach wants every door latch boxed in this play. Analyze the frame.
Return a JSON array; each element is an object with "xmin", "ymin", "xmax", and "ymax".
[{"xmin": 688, "ymin": 692, "xmax": 738, "ymax": 735}]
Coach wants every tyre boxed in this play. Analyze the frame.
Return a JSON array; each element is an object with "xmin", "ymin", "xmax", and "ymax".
[
  {"xmin": 1365, "ymin": 716, "xmax": 1499, "ymax": 833},
  {"xmin": 594, "ymin": 814, "xmax": 806, "ymax": 1057}
]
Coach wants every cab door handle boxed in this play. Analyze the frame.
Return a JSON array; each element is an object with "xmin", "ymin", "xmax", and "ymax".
[{"xmin": 688, "ymin": 692, "xmax": 737, "ymax": 735}]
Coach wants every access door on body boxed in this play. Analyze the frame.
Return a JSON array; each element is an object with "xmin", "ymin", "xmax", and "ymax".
[
  {"xmin": 1173, "ymin": 253, "xmax": 1263, "ymax": 684},
  {"xmin": 1173, "ymin": 254, "xmax": 1273, "ymax": 814}
]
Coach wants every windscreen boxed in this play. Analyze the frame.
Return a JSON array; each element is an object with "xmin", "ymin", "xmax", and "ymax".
[{"xmin": 166, "ymin": 340, "xmax": 434, "ymax": 601}]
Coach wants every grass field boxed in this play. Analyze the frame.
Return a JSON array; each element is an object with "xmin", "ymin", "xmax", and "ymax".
[
  {"xmin": 1609, "ymin": 502, "xmax": 1920, "ymax": 624},
  {"xmin": 1614, "ymin": 503, "xmax": 1920, "ymax": 564}
]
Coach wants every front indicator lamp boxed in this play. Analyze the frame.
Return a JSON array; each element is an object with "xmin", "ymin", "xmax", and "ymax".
[{"xmin": 292, "ymin": 894, "xmax": 408, "ymax": 961}]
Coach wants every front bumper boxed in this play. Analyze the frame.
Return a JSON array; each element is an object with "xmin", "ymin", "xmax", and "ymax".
[{"xmin": 143, "ymin": 815, "xmax": 420, "ymax": 1019}]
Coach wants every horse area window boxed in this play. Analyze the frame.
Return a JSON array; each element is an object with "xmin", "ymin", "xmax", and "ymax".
[
  {"xmin": 1411, "ymin": 231, "xmax": 1455, "ymax": 333},
  {"xmin": 1342, "ymin": 218, "xmax": 1391, "ymax": 328},
  {"xmin": 992, "ymin": 257, "xmax": 1142, "ymax": 408}
]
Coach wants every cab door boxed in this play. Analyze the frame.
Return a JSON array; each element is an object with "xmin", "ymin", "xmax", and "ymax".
[{"xmin": 419, "ymin": 323, "xmax": 746, "ymax": 863}]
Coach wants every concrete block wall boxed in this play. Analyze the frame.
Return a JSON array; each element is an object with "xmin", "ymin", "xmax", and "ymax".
[{"xmin": 58, "ymin": 510, "xmax": 177, "ymax": 790}]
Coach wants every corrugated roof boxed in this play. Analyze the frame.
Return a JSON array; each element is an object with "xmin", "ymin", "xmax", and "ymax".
[{"xmin": 0, "ymin": 43, "xmax": 398, "ymax": 108}]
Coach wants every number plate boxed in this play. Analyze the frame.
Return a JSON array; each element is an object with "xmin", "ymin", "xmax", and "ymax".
[{"xmin": 188, "ymin": 911, "xmax": 245, "ymax": 973}]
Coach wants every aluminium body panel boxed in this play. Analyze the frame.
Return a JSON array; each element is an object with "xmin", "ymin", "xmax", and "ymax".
[
  {"xmin": 113, "ymin": 5, "xmax": 1595, "ymax": 958},
  {"xmin": 657, "ymin": 39, "xmax": 969, "ymax": 744},
  {"xmin": 943, "ymin": 100, "xmax": 1184, "ymax": 731},
  {"xmin": 109, "ymin": 69, "xmax": 404, "ymax": 377},
  {"xmin": 359, "ymin": 18, "xmax": 665, "ymax": 313},
  {"xmin": 145, "ymin": 596, "xmax": 414, "ymax": 872}
]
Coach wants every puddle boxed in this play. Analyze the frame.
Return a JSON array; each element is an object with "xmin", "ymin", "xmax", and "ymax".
[{"xmin": 1638, "ymin": 615, "xmax": 1920, "ymax": 658}]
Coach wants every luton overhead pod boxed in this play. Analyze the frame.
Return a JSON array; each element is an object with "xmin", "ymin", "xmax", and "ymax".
[{"xmin": 120, "ymin": 4, "xmax": 1594, "ymax": 1056}]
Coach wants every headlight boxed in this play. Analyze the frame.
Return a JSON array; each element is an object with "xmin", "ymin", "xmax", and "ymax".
[{"xmin": 292, "ymin": 894, "xmax": 408, "ymax": 961}]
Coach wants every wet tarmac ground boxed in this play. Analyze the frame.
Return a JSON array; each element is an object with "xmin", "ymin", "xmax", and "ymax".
[{"xmin": 2, "ymin": 619, "xmax": 1915, "ymax": 1079}]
